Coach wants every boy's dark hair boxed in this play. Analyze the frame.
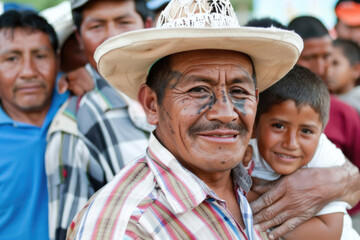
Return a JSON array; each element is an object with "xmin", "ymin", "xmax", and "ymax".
[
  {"xmin": 333, "ymin": 38, "xmax": 360, "ymax": 65},
  {"xmin": 256, "ymin": 65, "xmax": 330, "ymax": 128},
  {"xmin": 245, "ymin": 17, "xmax": 288, "ymax": 30},
  {"xmin": 0, "ymin": 10, "xmax": 58, "ymax": 52},
  {"xmin": 72, "ymin": 0, "xmax": 153, "ymax": 32},
  {"xmin": 288, "ymin": 16, "xmax": 329, "ymax": 39}
]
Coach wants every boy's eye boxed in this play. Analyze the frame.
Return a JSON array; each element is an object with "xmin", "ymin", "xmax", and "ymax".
[
  {"xmin": 301, "ymin": 128, "xmax": 313, "ymax": 134},
  {"xmin": 272, "ymin": 123, "xmax": 284, "ymax": 129}
]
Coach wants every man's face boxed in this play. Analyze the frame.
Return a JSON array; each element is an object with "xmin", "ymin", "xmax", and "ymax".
[
  {"xmin": 79, "ymin": 0, "xmax": 145, "ymax": 69},
  {"xmin": 255, "ymin": 100, "xmax": 323, "ymax": 175},
  {"xmin": 0, "ymin": 28, "xmax": 57, "ymax": 116},
  {"xmin": 152, "ymin": 50, "xmax": 258, "ymax": 179},
  {"xmin": 336, "ymin": 20, "xmax": 360, "ymax": 46},
  {"xmin": 297, "ymin": 36, "xmax": 333, "ymax": 80}
]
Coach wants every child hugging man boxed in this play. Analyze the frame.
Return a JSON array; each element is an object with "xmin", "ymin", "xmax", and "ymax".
[{"xmin": 246, "ymin": 65, "xmax": 359, "ymax": 239}]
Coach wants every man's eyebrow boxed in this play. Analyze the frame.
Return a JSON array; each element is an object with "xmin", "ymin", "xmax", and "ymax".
[
  {"xmin": 86, "ymin": 13, "xmax": 134, "ymax": 23},
  {"xmin": 231, "ymin": 75, "xmax": 254, "ymax": 85},
  {"xmin": 0, "ymin": 49, "xmax": 21, "ymax": 56}
]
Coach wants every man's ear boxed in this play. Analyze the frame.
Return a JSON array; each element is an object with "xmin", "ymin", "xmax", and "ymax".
[
  {"xmin": 144, "ymin": 16, "xmax": 153, "ymax": 29},
  {"xmin": 75, "ymin": 30, "xmax": 84, "ymax": 51},
  {"xmin": 138, "ymin": 84, "xmax": 159, "ymax": 125},
  {"xmin": 352, "ymin": 63, "xmax": 360, "ymax": 82}
]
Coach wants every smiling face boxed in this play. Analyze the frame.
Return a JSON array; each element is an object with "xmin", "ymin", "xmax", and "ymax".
[
  {"xmin": 142, "ymin": 49, "xmax": 258, "ymax": 179},
  {"xmin": 255, "ymin": 100, "xmax": 323, "ymax": 175},
  {"xmin": 0, "ymin": 28, "xmax": 57, "ymax": 118}
]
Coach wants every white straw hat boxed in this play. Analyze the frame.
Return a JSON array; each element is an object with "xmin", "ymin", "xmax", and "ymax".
[{"xmin": 94, "ymin": 0, "xmax": 303, "ymax": 100}]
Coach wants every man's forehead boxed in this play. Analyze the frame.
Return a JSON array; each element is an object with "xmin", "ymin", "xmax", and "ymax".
[{"xmin": 169, "ymin": 49, "xmax": 254, "ymax": 74}]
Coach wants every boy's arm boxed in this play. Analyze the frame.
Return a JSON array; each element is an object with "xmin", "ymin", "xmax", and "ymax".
[
  {"xmin": 282, "ymin": 213, "xmax": 344, "ymax": 240},
  {"xmin": 250, "ymin": 159, "xmax": 360, "ymax": 239}
]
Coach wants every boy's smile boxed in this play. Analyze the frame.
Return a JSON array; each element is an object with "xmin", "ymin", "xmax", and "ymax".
[{"xmin": 255, "ymin": 100, "xmax": 323, "ymax": 175}]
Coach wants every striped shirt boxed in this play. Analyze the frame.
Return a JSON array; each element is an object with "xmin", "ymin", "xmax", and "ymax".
[
  {"xmin": 67, "ymin": 133, "xmax": 261, "ymax": 240},
  {"xmin": 46, "ymin": 64, "xmax": 154, "ymax": 240}
]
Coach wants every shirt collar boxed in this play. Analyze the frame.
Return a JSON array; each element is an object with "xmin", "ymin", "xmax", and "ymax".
[{"xmin": 146, "ymin": 132, "xmax": 252, "ymax": 214}]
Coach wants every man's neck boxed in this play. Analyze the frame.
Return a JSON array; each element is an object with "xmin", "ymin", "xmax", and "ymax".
[{"xmin": 1, "ymin": 102, "xmax": 51, "ymax": 127}]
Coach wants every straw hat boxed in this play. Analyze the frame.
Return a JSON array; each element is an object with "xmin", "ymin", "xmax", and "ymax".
[{"xmin": 94, "ymin": 0, "xmax": 303, "ymax": 100}]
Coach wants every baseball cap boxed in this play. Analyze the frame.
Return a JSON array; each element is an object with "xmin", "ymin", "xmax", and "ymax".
[
  {"xmin": 70, "ymin": 0, "xmax": 88, "ymax": 10},
  {"xmin": 40, "ymin": 1, "xmax": 75, "ymax": 47},
  {"xmin": 335, "ymin": 0, "xmax": 360, "ymax": 26}
]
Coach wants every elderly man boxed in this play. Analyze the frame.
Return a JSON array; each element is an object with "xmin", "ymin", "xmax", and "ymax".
[
  {"xmin": 66, "ymin": 0, "xmax": 301, "ymax": 239},
  {"xmin": 67, "ymin": 0, "xmax": 360, "ymax": 239},
  {"xmin": 0, "ymin": 10, "xmax": 67, "ymax": 240}
]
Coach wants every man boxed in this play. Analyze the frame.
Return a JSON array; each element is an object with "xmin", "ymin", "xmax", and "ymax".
[
  {"xmin": 0, "ymin": 10, "xmax": 68, "ymax": 240},
  {"xmin": 67, "ymin": 0, "xmax": 303, "ymax": 239},
  {"xmin": 45, "ymin": 1, "xmax": 154, "ymax": 239},
  {"xmin": 335, "ymin": 0, "xmax": 360, "ymax": 47}
]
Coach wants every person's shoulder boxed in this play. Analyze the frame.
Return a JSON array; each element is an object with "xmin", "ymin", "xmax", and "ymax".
[
  {"xmin": 330, "ymin": 95, "xmax": 359, "ymax": 119},
  {"xmin": 307, "ymin": 134, "xmax": 346, "ymax": 168}
]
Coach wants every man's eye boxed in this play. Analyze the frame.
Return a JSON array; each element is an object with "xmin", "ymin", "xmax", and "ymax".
[
  {"xmin": 6, "ymin": 56, "xmax": 17, "ymax": 62},
  {"xmin": 89, "ymin": 24, "xmax": 102, "ymax": 30},
  {"xmin": 36, "ymin": 54, "xmax": 47, "ymax": 59},
  {"xmin": 230, "ymin": 88, "xmax": 246, "ymax": 96},
  {"xmin": 272, "ymin": 123, "xmax": 284, "ymax": 129},
  {"xmin": 189, "ymin": 87, "xmax": 207, "ymax": 93}
]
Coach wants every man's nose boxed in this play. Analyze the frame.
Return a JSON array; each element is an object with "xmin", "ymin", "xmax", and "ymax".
[
  {"xmin": 20, "ymin": 58, "xmax": 37, "ymax": 79},
  {"xmin": 206, "ymin": 93, "xmax": 238, "ymax": 123}
]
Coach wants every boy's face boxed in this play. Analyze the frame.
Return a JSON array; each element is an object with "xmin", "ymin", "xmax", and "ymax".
[
  {"xmin": 327, "ymin": 46, "xmax": 357, "ymax": 94},
  {"xmin": 255, "ymin": 100, "xmax": 323, "ymax": 175}
]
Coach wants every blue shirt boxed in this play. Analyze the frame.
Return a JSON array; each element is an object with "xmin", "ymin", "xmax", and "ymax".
[{"xmin": 0, "ymin": 90, "xmax": 68, "ymax": 240}]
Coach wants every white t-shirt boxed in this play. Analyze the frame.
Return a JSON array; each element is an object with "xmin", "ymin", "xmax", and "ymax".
[{"xmin": 250, "ymin": 133, "xmax": 359, "ymax": 240}]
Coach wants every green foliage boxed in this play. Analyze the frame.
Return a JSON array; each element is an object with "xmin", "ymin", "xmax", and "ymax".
[{"xmin": 3, "ymin": 0, "xmax": 65, "ymax": 11}]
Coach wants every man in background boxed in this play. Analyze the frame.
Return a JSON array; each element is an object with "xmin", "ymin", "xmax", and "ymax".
[
  {"xmin": 0, "ymin": 10, "xmax": 67, "ymax": 240},
  {"xmin": 45, "ymin": 1, "xmax": 154, "ymax": 239}
]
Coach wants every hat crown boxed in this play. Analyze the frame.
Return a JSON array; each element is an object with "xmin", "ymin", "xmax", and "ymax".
[{"xmin": 157, "ymin": 0, "xmax": 239, "ymax": 28}]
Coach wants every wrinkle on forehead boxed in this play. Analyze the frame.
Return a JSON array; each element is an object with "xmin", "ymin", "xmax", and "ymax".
[{"xmin": 169, "ymin": 49, "xmax": 254, "ymax": 76}]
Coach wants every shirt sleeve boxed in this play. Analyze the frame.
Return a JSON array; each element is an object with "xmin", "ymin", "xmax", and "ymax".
[{"xmin": 307, "ymin": 133, "xmax": 346, "ymax": 168}]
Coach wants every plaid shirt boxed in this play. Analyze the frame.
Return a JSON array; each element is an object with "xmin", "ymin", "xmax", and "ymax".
[
  {"xmin": 67, "ymin": 133, "xmax": 261, "ymax": 240},
  {"xmin": 45, "ymin": 64, "xmax": 154, "ymax": 240}
]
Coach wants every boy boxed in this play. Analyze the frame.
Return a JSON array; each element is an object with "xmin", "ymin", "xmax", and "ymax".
[
  {"xmin": 328, "ymin": 38, "xmax": 360, "ymax": 114},
  {"xmin": 247, "ymin": 65, "xmax": 359, "ymax": 239}
]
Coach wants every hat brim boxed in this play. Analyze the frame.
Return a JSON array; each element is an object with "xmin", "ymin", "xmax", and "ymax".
[{"xmin": 95, "ymin": 27, "xmax": 303, "ymax": 100}]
